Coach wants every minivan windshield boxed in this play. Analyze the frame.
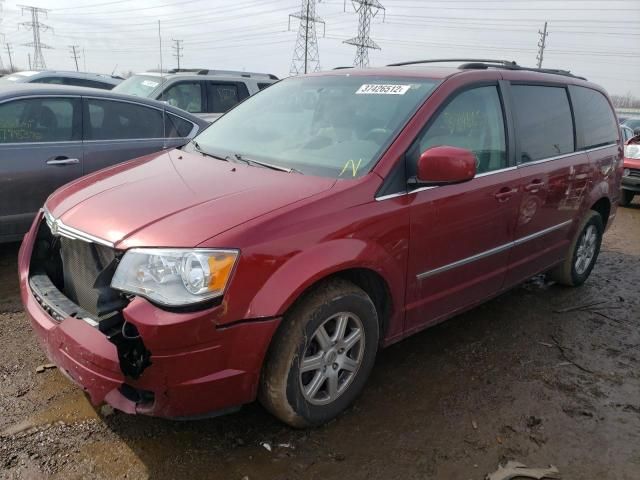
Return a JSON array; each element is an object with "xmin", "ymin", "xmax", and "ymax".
[
  {"xmin": 189, "ymin": 75, "xmax": 439, "ymax": 178},
  {"xmin": 113, "ymin": 75, "xmax": 165, "ymax": 97}
]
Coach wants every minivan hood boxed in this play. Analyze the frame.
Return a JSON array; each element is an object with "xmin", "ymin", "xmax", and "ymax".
[{"xmin": 46, "ymin": 150, "xmax": 336, "ymax": 248}]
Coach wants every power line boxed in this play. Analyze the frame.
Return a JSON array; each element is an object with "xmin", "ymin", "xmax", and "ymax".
[
  {"xmin": 18, "ymin": 4, "xmax": 52, "ymax": 70},
  {"xmin": 289, "ymin": 0, "xmax": 325, "ymax": 75},
  {"xmin": 536, "ymin": 21, "xmax": 548, "ymax": 68},
  {"xmin": 344, "ymin": 0, "xmax": 385, "ymax": 68},
  {"xmin": 171, "ymin": 38, "xmax": 183, "ymax": 69},
  {"xmin": 69, "ymin": 44, "xmax": 80, "ymax": 71}
]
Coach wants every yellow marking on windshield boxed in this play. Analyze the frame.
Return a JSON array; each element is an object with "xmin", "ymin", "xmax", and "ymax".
[{"xmin": 339, "ymin": 158, "xmax": 363, "ymax": 177}]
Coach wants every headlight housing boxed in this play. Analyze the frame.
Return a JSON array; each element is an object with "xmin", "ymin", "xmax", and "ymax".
[
  {"xmin": 625, "ymin": 144, "xmax": 640, "ymax": 159},
  {"xmin": 111, "ymin": 248, "xmax": 239, "ymax": 307}
]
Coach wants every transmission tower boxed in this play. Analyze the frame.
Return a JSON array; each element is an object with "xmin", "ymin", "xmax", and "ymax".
[
  {"xmin": 5, "ymin": 43, "xmax": 13, "ymax": 72},
  {"xmin": 19, "ymin": 5, "xmax": 52, "ymax": 70},
  {"xmin": 69, "ymin": 45, "xmax": 80, "ymax": 71},
  {"xmin": 536, "ymin": 21, "xmax": 548, "ymax": 68},
  {"xmin": 288, "ymin": 0, "xmax": 325, "ymax": 75},
  {"xmin": 344, "ymin": 0, "xmax": 385, "ymax": 68},
  {"xmin": 0, "ymin": 0, "xmax": 5, "ymax": 71},
  {"xmin": 172, "ymin": 39, "xmax": 183, "ymax": 69}
]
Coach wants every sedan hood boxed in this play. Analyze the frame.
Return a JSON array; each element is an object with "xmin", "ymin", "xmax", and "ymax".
[{"xmin": 47, "ymin": 150, "xmax": 336, "ymax": 248}]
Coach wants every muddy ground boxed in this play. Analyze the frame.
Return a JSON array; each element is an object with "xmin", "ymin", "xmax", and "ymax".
[{"xmin": 1, "ymin": 202, "xmax": 639, "ymax": 480}]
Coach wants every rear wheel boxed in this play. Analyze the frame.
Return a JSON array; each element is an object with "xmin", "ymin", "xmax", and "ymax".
[
  {"xmin": 549, "ymin": 210, "xmax": 603, "ymax": 287},
  {"xmin": 259, "ymin": 279, "xmax": 379, "ymax": 427},
  {"xmin": 620, "ymin": 189, "xmax": 635, "ymax": 207}
]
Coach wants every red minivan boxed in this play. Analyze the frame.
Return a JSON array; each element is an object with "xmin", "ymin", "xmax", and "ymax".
[{"xmin": 19, "ymin": 60, "xmax": 623, "ymax": 426}]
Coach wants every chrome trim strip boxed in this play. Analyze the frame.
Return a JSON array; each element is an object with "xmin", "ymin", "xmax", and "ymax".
[
  {"xmin": 44, "ymin": 209, "xmax": 114, "ymax": 247},
  {"xmin": 417, "ymin": 241, "xmax": 512, "ymax": 280},
  {"xmin": 517, "ymin": 151, "xmax": 578, "ymax": 167},
  {"xmin": 475, "ymin": 166, "xmax": 517, "ymax": 178},
  {"xmin": 416, "ymin": 219, "xmax": 573, "ymax": 280},
  {"xmin": 585, "ymin": 143, "xmax": 617, "ymax": 153},
  {"xmin": 375, "ymin": 191, "xmax": 407, "ymax": 202},
  {"xmin": 512, "ymin": 220, "xmax": 572, "ymax": 246}
]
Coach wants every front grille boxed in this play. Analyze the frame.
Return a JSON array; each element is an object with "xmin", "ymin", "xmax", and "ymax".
[
  {"xmin": 629, "ymin": 168, "xmax": 640, "ymax": 179},
  {"xmin": 59, "ymin": 237, "xmax": 125, "ymax": 318}
]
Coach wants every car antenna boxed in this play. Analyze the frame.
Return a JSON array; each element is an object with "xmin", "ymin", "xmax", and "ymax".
[
  {"xmin": 111, "ymin": 64, "xmax": 118, "ymax": 76},
  {"xmin": 158, "ymin": 19, "xmax": 167, "ymax": 150}
]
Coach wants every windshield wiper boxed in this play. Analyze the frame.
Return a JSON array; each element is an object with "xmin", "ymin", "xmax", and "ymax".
[
  {"xmin": 191, "ymin": 141, "xmax": 229, "ymax": 162},
  {"xmin": 232, "ymin": 153, "xmax": 303, "ymax": 174}
]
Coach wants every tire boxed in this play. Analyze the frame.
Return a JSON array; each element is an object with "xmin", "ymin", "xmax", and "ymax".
[
  {"xmin": 620, "ymin": 189, "xmax": 635, "ymax": 207},
  {"xmin": 549, "ymin": 210, "xmax": 603, "ymax": 287},
  {"xmin": 259, "ymin": 278, "xmax": 379, "ymax": 427}
]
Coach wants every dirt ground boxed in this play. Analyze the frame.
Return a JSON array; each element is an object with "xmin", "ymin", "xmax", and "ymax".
[{"xmin": 1, "ymin": 202, "xmax": 639, "ymax": 480}]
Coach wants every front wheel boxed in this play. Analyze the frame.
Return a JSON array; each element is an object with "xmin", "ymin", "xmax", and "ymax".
[
  {"xmin": 259, "ymin": 279, "xmax": 379, "ymax": 427},
  {"xmin": 549, "ymin": 210, "xmax": 603, "ymax": 287},
  {"xmin": 620, "ymin": 189, "xmax": 635, "ymax": 207}
]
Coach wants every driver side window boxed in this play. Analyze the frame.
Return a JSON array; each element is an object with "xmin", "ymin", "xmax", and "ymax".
[{"xmin": 414, "ymin": 86, "xmax": 507, "ymax": 175}]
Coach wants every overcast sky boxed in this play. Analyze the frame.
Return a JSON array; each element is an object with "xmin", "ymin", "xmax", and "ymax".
[{"xmin": 0, "ymin": 0, "xmax": 638, "ymax": 95}]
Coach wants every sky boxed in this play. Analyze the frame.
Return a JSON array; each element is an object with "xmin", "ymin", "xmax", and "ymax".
[{"xmin": 0, "ymin": 0, "xmax": 638, "ymax": 96}]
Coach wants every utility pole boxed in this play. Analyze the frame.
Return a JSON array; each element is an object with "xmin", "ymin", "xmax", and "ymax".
[
  {"xmin": 5, "ymin": 43, "xmax": 14, "ymax": 72},
  {"xmin": 83, "ymin": 47, "xmax": 86, "ymax": 71},
  {"xmin": 536, "ymin": 21, "xmax": 548, "ymax": 69},
  {"xmin": 18, "ymin": 5, "xmax": 52, "ymax": 70},
  {"xmin": 28, "ymin": 53, "xmax": 31, "ymax": 70},
  {"xmin": 0, "ymin": 0, "xmax": 5, "ymax": 71},
  {"xmin": 172, "ymin": 39, "xmax": 183, "ymax": 69},
  {"xmin": 69, "ymin": 45, "xmax": 80, "ymax": 71},
  {"xmin": 288, "ymin": 0, "xmax": 325, "ymax": 75},
  {"xmin": 344, "ymin": 0, "xmax": 385, "ymax": 68}
]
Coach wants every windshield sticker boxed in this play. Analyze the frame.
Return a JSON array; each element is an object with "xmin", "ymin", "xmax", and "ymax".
[
  {"xmin": 141, "ymin": 80, "xmax": 160, "ymax": 88},
  {"xmin": 356, "ymin": 84, "xmax": 411, "ymax": 95},
  {"xmin": 339, "ymin": 158, "xmax": 363, "ymax": 177}
]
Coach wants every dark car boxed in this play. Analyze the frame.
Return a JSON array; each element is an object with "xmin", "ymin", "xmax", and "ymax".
[
  {"xmin": 0, "ymin": 84, "xmax": 208, "ymax": 242},
  {"xmin": 0, "ymin": 70, "xmax": 123, "ymax": 90},
  {"xmin": 19, "ymin": 60, "xmax": 622, "ymax": 426}
]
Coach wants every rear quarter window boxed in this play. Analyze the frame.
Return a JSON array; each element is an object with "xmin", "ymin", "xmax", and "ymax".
[
  {"xmin": 570, "ymin": 86, "xmax": 618, "ymax": 149},
  {"xmin": 511, "ymin": 85, "xmax": 574, "ymax": 163}
]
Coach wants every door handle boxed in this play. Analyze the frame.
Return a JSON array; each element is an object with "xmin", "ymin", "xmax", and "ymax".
[
  {"xmin": 46, "ymin": 156, "xmax": 80, "ymax": 166},
  {"xmin": 524, "ymin": 180, "xmax": 545, "ymax": 193},
  {"xmin": 494, "ymin": 187, "xmax": 517, "ymax": 202}
]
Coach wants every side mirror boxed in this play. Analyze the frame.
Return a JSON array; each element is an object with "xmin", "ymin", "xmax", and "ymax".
[{"xmin": 412, "ymin": 146, "xmax": 477, "ymax": 186}]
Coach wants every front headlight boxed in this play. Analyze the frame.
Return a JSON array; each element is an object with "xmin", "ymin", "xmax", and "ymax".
[
  {"xmin": 625, "ymin": 144, "xmax": 640, "ymax": 159},
  {"xmin": 111, "ymin": 248, "xmax": 238, "ymax": 307}
]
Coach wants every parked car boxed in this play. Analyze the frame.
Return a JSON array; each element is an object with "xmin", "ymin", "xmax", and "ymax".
[
  {"xmin": 19, "ymin": 60, "xmax": 622, "ymax": 427},
  {"xmin": 621, "ymin": 124, "xmax": 635, "ymax": 144},
  {"xmin": 622, "ymin": 117, "xmax": 640, "ymax": 136},
  {"xmin": 621, "ymin": 130, "xmax": 640, "ymax": 206},
  {"xmin": 0, "ymin": 84, "xmax": 208, "ymax": 242},
  {"xmin": 0, "ymin": 70, "xmax": 122, "ymax": 90},
  {"xmin": 112, "ymin": 69, "xmax": 277, "ymax": 121}
]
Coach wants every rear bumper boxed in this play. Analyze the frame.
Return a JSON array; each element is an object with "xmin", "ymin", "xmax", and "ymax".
[{"xmin": 19, "ymin": 212, "xmax": 281, "ymax": 418}]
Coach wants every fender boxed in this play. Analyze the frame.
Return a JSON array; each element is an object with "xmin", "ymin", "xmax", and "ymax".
[{"xmin": 244, "ymin": 238, "xmax": 406, "ymax": 334}]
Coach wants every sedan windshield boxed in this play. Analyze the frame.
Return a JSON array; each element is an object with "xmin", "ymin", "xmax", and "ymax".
[
  {"xmin": 190, "ymin": 75, "xmax": 439, "ymax": 178},
  {"xmin": 113, "ymin": 75, "xmax": 164, "ymax": 97}
]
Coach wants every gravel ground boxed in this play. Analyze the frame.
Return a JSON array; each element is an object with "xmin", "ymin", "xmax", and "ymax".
[{"xmin": 1, "ymin": 202, "xmax": 639, "ymax": 480}]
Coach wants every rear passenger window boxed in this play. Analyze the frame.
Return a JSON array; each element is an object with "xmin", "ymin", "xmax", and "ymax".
[
  {"xmin": 0, "ymin": 97, "xmax": 78, "ymax": 143},
  {"xmin": 163, "ymin": 82, "xmax": 203, "ymax": 113},
  {"xmin": 511, "ymin": 85, "xmax": 574, "ymax": 162},
  {"xmin": 208, "ymin": 83, "xmax": 249, "ymax": 113},
  {"xmin": 414, "ymin": 86, "xmax": 507, "ymax": 174},
  {"xmin": 85, "ymin": 99, "xmax": 164, "ymax": 140},
  {"xmin": 257, "ymin": 82, "xmax": 272, "ymax": 90},
  {"xmin": 166, "ymin": 113, "xmax": 195, "ymax": 138},
  {"xmin": 570, "ymin": 86, "xmax": 618, "ymax": 149}
]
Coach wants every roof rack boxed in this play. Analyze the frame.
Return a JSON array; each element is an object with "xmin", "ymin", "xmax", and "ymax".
[
  {"xmin": 386, "ymin": 58, "xmax": 586, "ymax": 80},
  {"xmin": 165, "ymin": 68, "xmax": 278, "ymax": 80}
]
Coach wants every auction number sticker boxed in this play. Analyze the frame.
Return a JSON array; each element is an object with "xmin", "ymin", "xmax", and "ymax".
[
  {"xmin": 356, "ymin": 84, "xmax": 411, "ymax": 95},
  {"xmin": 142, "ymin": 80, "xmax": 160, "ymax": 88}
]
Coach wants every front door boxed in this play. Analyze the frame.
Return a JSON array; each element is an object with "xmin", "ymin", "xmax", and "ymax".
[
  {"xmin": 0, "ymin": 96, "xmax": 83, "ymax": 241},
  {"xmin": 405, "ymin": 84, "xmax": 520, "ymax": 333}
]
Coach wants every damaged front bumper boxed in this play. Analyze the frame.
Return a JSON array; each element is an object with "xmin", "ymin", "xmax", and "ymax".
[{"xmin": 19, "ymin": 211, "xmax": 281, "ymax": 418}]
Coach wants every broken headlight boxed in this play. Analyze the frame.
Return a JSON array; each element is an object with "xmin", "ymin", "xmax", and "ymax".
[{"xmin": 111, "ymin": 248, "xmax": 238, "ymax": 307}]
